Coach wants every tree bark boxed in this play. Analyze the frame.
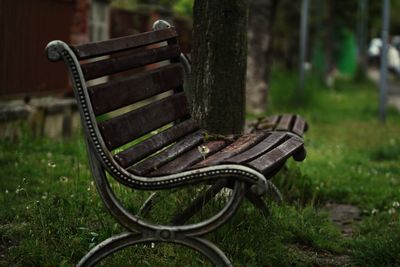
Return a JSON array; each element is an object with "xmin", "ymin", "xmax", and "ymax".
[
  {"xmin": 190, "ymin": 0, "xmax": 247, "ymax": 135},
  {"xmin": 246, "ymin": 0, "xmax": 278, "ymax": 115}
]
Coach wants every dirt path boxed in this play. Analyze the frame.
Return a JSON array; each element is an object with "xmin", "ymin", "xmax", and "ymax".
[
  {"xmin": 326, "ymin": 203, "xmax": 361, "ymax": 238},
  {"xmin": 291, "ymin": 203, "xmax": 361, "ymax": 266}
]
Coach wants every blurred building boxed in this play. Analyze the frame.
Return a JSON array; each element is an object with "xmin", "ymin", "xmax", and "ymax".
[
  {"xmin": 0, "ymin": 0, "xmax": 110, "ymax": 100},
  {"xmin": 0, "ymin": 0, "xmax": 192, "ymax": 139}
]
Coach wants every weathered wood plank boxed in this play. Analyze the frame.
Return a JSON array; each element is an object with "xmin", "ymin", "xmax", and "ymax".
[
  {"xmin": 292, "ymin": 115, "xmax": 307, "ymax": 136},
  {"xmin": 193, "ymin": 132, "xmax": 268, "ymax": 168},
  {"xmin": 114, "ymin": 119, "xmax": 199, "ymax": 168},
  {"xmin": 129, "ymin": 130, "xmax": 205, "ymax": 176},
  {"xmin": 257, "ymin": 115, "xmax": 280, "ymax": 131},
  {"xmin": 247, "ymin": 115, "xmax": 280, "ymax": 133},
  {"xmin": 275, "ymin": 114, "xmax": 293, "ymax": 131},
  {"xmin": 82, "ymin": 44, "xmax": 180, "ymax": 80},
  {"xmin": 268, "ymin": 115, "xmax": 280, "ymax": 127},
  {"xmin": 88, "ymin": 64, "xmax": 183, "ymax": 115},
  {"xmin": 99, "ymin": 93, "xmax": 189, "ymax": 150},
  {"xmin": 223, "ymin": 132, "xmax": 287, "ymax": 164},
  {"xmin": 150, "ymin": 140, "xmax": 227, "ymax": 176},
  {"xmin": 72, "ymin": 28, "xmax": 178, "ymax": 59},
  {"xmin": 247, "ymin": 137, "xmax": 304, "ymax": 174}
]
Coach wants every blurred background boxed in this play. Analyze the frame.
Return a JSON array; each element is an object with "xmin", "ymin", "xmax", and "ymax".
[
  {"xmin": 1, "ymin": 0, "xmax": 400, "ymax": 137},
  {"xmin": 2, "ymin": 2, "xmax": 400, "ymax": 265}
]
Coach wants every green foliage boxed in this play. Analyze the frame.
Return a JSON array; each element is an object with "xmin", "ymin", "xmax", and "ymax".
[
  {"xmin": 1, "ymin": 73, "xmax": 400, "ymax": 265},
  {"xmin": 111, "ymin": 0, "xmax": 193, "ymax": 17},
  {"xmin": 111, "ymin": 0, "xmax": 138, "ymax": 10},
  {"xmin": 352, "ymin": 213, "xmax": 400, "ymax": 266},
  {"xmin": 172, "ymin": 0, "xmax": 193, "ymax": 17}
]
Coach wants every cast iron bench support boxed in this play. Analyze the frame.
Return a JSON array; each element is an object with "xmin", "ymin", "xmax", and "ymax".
[{"xmin": 46, "ymin": 20, "xmax": 308, "ymax": 266}]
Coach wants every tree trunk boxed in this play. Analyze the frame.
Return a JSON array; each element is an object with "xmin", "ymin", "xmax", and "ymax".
[
  {"xmin": 190, "ymin": 0, "xmax": 247, "ymax": 135},
  {"xmin": 246, "ymin": 0, "xmax": 278, "ymax": 115}
]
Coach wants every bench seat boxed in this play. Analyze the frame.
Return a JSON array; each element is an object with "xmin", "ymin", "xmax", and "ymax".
[
  {"xmin": 122, "ymin": 115, "xmax": 307, "ymax": 178},
  {"xmin": 46, "ymin": 20, "xmax": 308, "ymax": 267}
]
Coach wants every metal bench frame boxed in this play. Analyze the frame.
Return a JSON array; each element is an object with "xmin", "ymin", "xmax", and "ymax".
[{"xmin": 46, "ymin": 20, "xmax": 306, "ymax": 266}]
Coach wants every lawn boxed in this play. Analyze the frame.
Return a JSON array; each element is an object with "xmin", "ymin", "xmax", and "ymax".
[{"xmin": 1, "ymin": 72, "xmax": 400, "ymax": 266}]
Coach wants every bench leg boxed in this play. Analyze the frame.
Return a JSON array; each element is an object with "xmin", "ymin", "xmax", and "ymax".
[
  {"xmin": 266, "ymin": 180, "xmax": 283, "ymax": 203},
  {"xmin": 137, "ymin": 180, "xmax": 228, "ymax": 224},
  {"xmin": 244, "ymin": 179, "xmax": 283, "ymax": 219},
  {"xmin": 137, "ymin": 189, "xmax": 180, "ymax": 218},
  {"xmin": 76, "ymin": 232, "xmax": 142, "ymax": 267},
  {"xmin": 166, "ymin": 179, "xmax": 281, "ymax": 223},
  {"xmin": 245, "ymin": 191, "xmax": 270, "ymax": 218},
  {"xmin": 171, "ymin": 179, "xmax": 228, "ymax": 225},
  {"xmin": 77, "ymin": 232, "xmax": 233, "ymax": 267},
  {"xmin": 85, "ymin": 144, "xmax": 245, "ymax": 266},
  {"xmin": 170, "ymin": 179, "xmax": 280, "ymax": 224}
]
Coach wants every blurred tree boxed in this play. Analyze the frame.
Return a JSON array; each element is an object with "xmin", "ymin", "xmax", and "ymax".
[
  {"xmin": 272, "ymin": 0, "xmax": 300, "ymax": 70},
  {"xmin": 355, "ymin": 0, "xmax": 368, "ymax": 81},
  {"xmin": 246, "ymin": 0, "xmax": 279, "ymax": 115},
  {"xmin": 111, "ymin": 0, "xmax": 138, "ymax": 10},
  {"xmin": 190, "ymin": 0, "xmax": 247, "ymax": 134},
  {"xmin": 172, "ymin": 0, "xmax": 193, "ymax": 17},
  {"xmin": 112, "ymin": 0, "xmax": 193, "ymax": 17}
]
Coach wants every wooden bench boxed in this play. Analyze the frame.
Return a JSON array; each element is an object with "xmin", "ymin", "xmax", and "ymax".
[{"xmin": 46, "ymin": 20, "xmax": 308, "ymax": 266}]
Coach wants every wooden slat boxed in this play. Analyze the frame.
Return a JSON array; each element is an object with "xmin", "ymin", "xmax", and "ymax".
[
  {"xmin": 82, "ymin": 44, "xmax": 180, "ymax": 80},
  {"xmin": 88, "ymin": 64, "xmax": 183, "ymax": 115},
  {"xmin": 99, "ymin": 93, "xmax": 189, "ymax": 150},
  {"xmin": 150, "ymin": 140, "xmax": 228, "ymax": 176},
  {"xmin": 268, "ymin": 115, "xmax": 280, "ymax": 126},
  {"xmin": 275, "ymin": 114, "xmax": 293, "ymax": 131},
  {"xmin": 193, "ymin": 132, "xmax": 268, "ymax": 168},
  {"xmin": 72, "ymin": 28, "xmax": 178, "ymax": 59},
  {"xmin": 248, "ymin": 115, "xmax": 280, "ymax": 133},
  {"xmin": 114, "ymin": 119, "xmax": 199, "ymax": 168},
  {"xmin": 223, "ymin": 132, "xmax": 287, "ymax": 164},
  {"xmin": 292, "ymin": 116, "xmax": 307, "ymax": 136},
  {"xmin": 256, "ymin": 115, "xmax": 280, "ymax": 131},
  {"xmin": 247, "ymin": 137, "xmax": 304, "ymax": 174},
  {"xmin": 129, "ymin": 130, "xmax": 205, "ymax": 176}
]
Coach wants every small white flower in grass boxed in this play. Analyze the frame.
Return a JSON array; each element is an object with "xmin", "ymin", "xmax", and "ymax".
[
  {"xmin": 388, "ymin": 208, "xmax": 396, "ymax": 214},
  {"xmin": 15, "ymin": 187, "xmax": 24, "ymax": 194},
  {"xmin": 5, "ymin": 190, "xmax": 8, "ymax": 194},
  {"xmin": 151, "ymin": 242, "xmax": 155, "ymax": 249},
  {"xmin": 371, "ymin": 208, "xmax": 379, "ymax": 215},
  {"xmin": 47, "ymin": 161, "xmax": 56, "ymax": 168},
  {"xmin": 42, "ymin": 192, "xmax": 48, "ymax": 200},
  {"xmin": 59, "ymin": 176, "xmax": 69, "ymax": 183},
  {"xmin": 393, "ymin": 201, "xmax": 400, "ymax": 208}
]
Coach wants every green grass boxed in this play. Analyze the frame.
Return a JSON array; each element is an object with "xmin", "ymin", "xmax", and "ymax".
[{"xmin": 1, "ymin": 71, "xmax": 400, "ymax": 266}]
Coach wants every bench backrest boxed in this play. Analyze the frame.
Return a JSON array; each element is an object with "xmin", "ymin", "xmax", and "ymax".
[{"xmin": 48, "ymin": 27, "xmax": 199, "ymax": 174}]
